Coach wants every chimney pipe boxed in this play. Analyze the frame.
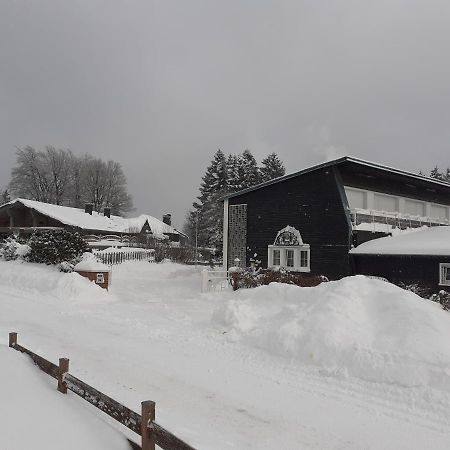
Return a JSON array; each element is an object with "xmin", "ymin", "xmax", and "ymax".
[
  {"xmin": 163, "ymin": 214, "xmax": 172, "ymax": 226},
  {"xmin": 104, "ymin": 207, "xmax": 111, "ymax": 218},
  {"xmin": 85, "ymin": 204, "xmax": 93, "ymax": 215}
]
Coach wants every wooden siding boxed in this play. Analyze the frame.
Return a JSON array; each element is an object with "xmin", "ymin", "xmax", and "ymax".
[
  {"xmin": 228, "ymin": 168, "xmax": 351, "ymax": 279},
  {"xmin": 352, "ymin": 254, "xmax": 450, "ymax": 293}
]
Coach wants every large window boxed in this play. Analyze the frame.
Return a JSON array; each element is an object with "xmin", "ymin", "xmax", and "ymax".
[
  {"xmin": 404, "ymin": 199, "xmax": 425, "ymax": 216},
  {"xmin": 374, "ymin": 193, "xmax": 398, "ymax": 212},
  {"xmin": 440, "ymin": 264, "xmax": 450, "ymax": 286},
  {"xmin": 345, "ymin": 188, "xmax": 366, "ymax": 209},
  {"xmin": 268, "ymin": 226, "xmax": 310, "ymax": 272}
]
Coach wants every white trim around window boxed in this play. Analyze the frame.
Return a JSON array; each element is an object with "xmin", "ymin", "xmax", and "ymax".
[
  {"xmin": 268, "ymin": 245, "xmax": 310, "ymax": 272},
  {"xmin": 439, "ymin": 263, "xmax": 450, "ymax": 286}
]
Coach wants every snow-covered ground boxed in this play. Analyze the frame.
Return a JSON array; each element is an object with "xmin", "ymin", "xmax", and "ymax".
[{"xmin": 1, "ymin": 260, "xmax": 450, "ymax": 449}]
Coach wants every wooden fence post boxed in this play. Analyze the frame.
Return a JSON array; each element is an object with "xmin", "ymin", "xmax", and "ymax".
[
  {"xmin": 9, "ymin": 332, "xmax": 17, "ymax": 348},
  {"xmin": 58, "ymin": 358, "xmax": 69, "ymax": 394},
  {"xmin": 141, "ymin": 400, "xmax": 156, "ymax": 450}
]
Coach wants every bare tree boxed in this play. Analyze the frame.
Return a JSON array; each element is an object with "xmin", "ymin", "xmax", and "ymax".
[
  {"xmin": 10, "ymin": 147, "xmax": 53, "ymax": 202},
  {"xmin": 9, "ymin": 147, "xmax": 134, "ymax": 216},
  {"xmin": 44, "ymin": 146, "xmax": 73, "ymax": 205}
]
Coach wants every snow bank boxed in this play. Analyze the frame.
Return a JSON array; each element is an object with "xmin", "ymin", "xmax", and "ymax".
[
  {"xmin": 74, "ymin": 252, "xmax": 110, "ymax": 272},
  {"xmin": 0, "ymin": 260, "xmax": 111, "ymax": 303},
  {"xmin": 0, "ymin": 346, "xmax": 128, "ymax": 450},
  {"xmin": 213, "ymin": 276, "xmax": 450, "ymax": 390}
]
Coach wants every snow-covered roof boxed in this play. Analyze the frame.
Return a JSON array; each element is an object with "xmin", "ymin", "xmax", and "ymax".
[
  {"xmin": 350, "ymin": 225, "xmax": 450, "ymax": 256},
  {"xmin": 225, "ymin": 155, "xmax": 450, "ymax": 199},
  {"xmin": 2, "ymin": 198, "xmax": 185, "ymax": 238}
]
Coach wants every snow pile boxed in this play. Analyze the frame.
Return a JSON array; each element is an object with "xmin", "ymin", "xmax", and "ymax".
[
  {"xmin": 0, "ymin": 346, "xmax": 129, "ymax": 450},
  {"xmin": 0, "ymin": 261, "xmax": 111, "ymax": 303},
  {"xmin": 213, "ymin": 276, "xmax": 450, "ymax": 390},
  {"xmin": 351, "ymin": 225, "xmax": 450, "ymax": 255},
  {"xmin": 74, "ymin": 252, "xmax": 110, "ymax": 272}
]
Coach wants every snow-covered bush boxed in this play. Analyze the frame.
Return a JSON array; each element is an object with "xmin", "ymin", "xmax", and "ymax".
[
  {"xmin": 430, "ymin": 290, "xmax": 450, "ymax": 311},
  {"xmin": 58, "ymin": 261, "xmax": 75, "ymax": 273},
  {"xmin": 230, "ymin": 268, "xmax": 327, "ymax": 290},
  {"xmin": 0, "ymin": 236, "xmax": 31, "ymax": 261},
  {"xmin": 27, "ymin": 230, "xmax": 89, "ymax": 265}
]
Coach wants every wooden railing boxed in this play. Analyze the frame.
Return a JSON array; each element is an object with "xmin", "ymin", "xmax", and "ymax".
[{"xmin": 8, "ymin": 332, "xmax": 195, "ymax": 450}]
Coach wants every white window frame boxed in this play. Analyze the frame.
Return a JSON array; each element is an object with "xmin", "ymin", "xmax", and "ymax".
[
  {"xmin": 268, "ymin": 245, "xmax": 310, "ymax": 272},
  {"xmin": 439, "ymin": 263, "xmax": 450, "ymax": 286}
]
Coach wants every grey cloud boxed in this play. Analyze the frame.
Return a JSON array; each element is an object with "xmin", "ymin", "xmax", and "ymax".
[{"xmin": 1, "ymin": 0, "xmax": 450, "ymax": 225}]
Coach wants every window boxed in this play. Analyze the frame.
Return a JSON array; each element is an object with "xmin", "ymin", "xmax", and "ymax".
[
  {"xmin": 273, "ymin": 249, "xmax": 280, "ymax": 266},
  {"xmin": 431, "ymin": 205, "xmax": 448, "ymax": 220},
  {"xmin": 268, "ymin": 226, "xmax": 310, "ymax": 272},
  {"xmin": 374, "ymin": 193, "xmax": 398, "ymax": 213},
  {"xmin": 286, "ymin": 250, "xmax": 294, "ymax": 267},
  {"xmin": 404, "ymin": 199, "xmax": 425, "ymax": 217},
  {"xmin": 440, "ymin": 264, "xmax": 450, "ymax": 286},
  {"xmin": 300, "ymin": 250, "xmax": 309, "ymax": 268},
  {"xmin": 345, "ymin": 188, "xmax": 366, "ymax": 209}
]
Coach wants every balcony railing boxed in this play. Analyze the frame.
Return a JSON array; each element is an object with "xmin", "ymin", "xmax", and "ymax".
[{"xmin": 350, "ymin": 208, "xmax": 449, "ymax": 233}]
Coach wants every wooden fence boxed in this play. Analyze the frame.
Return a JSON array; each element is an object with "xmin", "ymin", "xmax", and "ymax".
[
  {"xmin": 93, "ymin": 249, "xmax": 155, "ymax": 266},
  {"xmin": 8, "ymin": 332, "xmax": 195, "ymax": 450}
]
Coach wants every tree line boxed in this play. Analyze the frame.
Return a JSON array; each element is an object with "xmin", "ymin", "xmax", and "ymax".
[
  {"xmin": 4, "ymin": 146, "xmax": 133, "ymax": 215},
  {"xmin": 184, "ymin": 149, "xmax": 285, "ymax": 251}
]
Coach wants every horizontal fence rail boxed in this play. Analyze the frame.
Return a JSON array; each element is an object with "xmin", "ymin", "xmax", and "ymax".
[{"xmin": 8, "ymin": 332, "xmax": 196, "ymax": 450}]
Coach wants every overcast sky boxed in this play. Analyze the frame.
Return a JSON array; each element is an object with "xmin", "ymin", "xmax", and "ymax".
[{"xmin": 1, "ymin": 0, "xmax": 450, "ymax": 226}]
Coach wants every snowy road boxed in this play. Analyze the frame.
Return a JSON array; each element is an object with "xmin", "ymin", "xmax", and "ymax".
[{"xmin": 1, "ymin": 260, "xmax": 450, "ymax": 449}]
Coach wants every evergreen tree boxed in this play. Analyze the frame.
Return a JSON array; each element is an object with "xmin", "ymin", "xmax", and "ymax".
[
  {"xmin": 430, "ymin": 166, "xmax": 443, "ymax": 180},
  {"xmin": 259, "ymin": 153, "xmax": 286, "ymax": 182},
  {"xmin": 1, "ymin": 189, "xmax": 11, "ymax": 205},
  {"xmin": 239, "ymin": 149, "xmax": 260, "ymax": 189},
  {"xmin": 191, "ymin": 150, "xmax": 228, "ymax": 249},
  {"xmin": 226, "ymin": 154, "xmax": 241, "ymax": 193}
]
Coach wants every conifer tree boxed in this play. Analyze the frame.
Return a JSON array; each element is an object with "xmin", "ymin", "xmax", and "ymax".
[
  {"xmin": 239, "ymin": 149, "xmax": 260, "ymax": 189},
  {"xmin": 259, "ymin": 153, "xmax": 286, "ymax": 182},
  {"xmin": 1, "ymin": 189, "xmax": 11, "ymax": 205},
  {"xmin": 226, "ymin": 154, "xmax": 241, "ymax": 193}
]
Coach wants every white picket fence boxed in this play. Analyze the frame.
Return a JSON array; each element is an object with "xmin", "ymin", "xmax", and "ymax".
[
  {"xmin": 201, "ymin": 269, "xmax": 230, "ymax": 293},
  {"xmin": 93, "ymin": 248, "xmax": 155, "ymax": 265}
]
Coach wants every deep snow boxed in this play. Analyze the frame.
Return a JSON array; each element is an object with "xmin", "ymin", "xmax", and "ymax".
[{"xmin": 1, "ymin": 260, "xmax": 450, "ymax": 449}]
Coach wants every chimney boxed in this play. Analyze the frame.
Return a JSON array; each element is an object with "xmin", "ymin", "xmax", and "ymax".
[
  {"xmin": 85, "ymin": 203, "xmax": 93, "ymax": 215},
  {"xmin": 163, "ymin": 214, "xmax": 172, "ymax": 226},
  {"xmin": 104, "ymin": 207, "xmax": 111, "ymax": 218}
]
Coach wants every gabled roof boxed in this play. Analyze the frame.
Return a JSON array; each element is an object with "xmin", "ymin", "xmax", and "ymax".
[
  {"xmin": 350, "ymin": 225, "xmax": 450, "ymax": 256},
  {"xmin": 225, "ymin": 156, "xmax": 450, "ymax": 199},
  {"xmin": 1, "ymin": 198, "xmax": 185, "ymax": 238}
]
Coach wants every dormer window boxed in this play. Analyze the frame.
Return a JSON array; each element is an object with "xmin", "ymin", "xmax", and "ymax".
[{"xmin": 268, "ymin": 226, "xmax": 310, "ymax": 272}]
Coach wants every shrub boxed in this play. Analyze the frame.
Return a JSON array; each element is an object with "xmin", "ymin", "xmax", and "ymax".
[
  {"xmin": 0, "ymin": 236, "xmax": 30, "ymax": 261},
  {"xmin": 27, "ymin": 230, "xmax": 89, "ymax": 265},
  {"xmin": 230, "ymin": 268, "xmax": 327, "ymax": 291},
  {"xmin": 430, "ymin": 290, "xmax": 450, "ymax": 311}
]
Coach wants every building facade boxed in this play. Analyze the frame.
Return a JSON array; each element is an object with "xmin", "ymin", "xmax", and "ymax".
[{"xmin": 223, "ymin": 157, "xmax": 450, "ymax": 281}]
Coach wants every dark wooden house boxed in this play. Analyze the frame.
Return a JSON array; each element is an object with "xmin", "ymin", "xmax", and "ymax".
[
  {"xmin": 223, "ymin": 157, "xmax": 450, "ymax": 283},
  {"xmin": 0, "ymin": 198, "xmax": 188, "ymax": 246}
]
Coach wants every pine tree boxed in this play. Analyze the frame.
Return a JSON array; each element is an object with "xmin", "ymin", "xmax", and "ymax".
[
  {"xmin": 226, "ymin": 154, "xmax": 241, "ymax": 193},
  {"xmin": 239, "ymin": 149, "xmax": 260, "ymax": 189},
  {"xmin": 191, "ymin": 150, "xmax": 228, "ymax": 249},
  {"xmin": 430, "ymin": 166, "xmax": 443, "ymax": 180},
  {"xmin": 259, "ymin": 153, "xmax": 286, "ymax": 182},
  {"xmin": 1, "ymin": 189, "xmax": 11, "ymax": 205}
]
